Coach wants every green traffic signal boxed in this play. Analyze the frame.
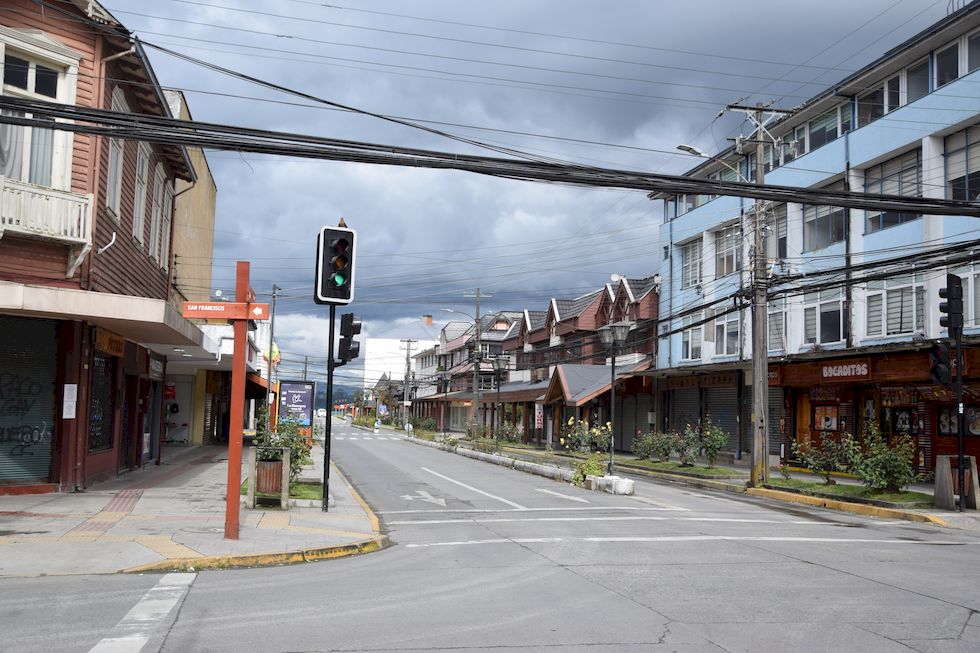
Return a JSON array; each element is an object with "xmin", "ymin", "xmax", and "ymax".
[{"xmin": 333, "ymin": 272, "xmax": 346, "ymax": 286}]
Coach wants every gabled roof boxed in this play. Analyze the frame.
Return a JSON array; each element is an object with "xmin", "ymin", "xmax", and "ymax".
[
  {"xmin": 543, "ymin": 359, "xmax": 651, "ymax": 407},
  {"xmin": 563, "ymin": 289, "xmax": 603, "ymax": 321},
  {"xmin": 525, "ymin": 310, "xmax": 547, "ymax": 331},
  {"xmin": 627, "ymin": 275, "xmax": 659, "ymax": 302},
  {"xmin": 442, "ymin": 321, "xmax": 471, "ymax": 341},
  {"xmin": 373, "ymin": 373, "xmax": 389, "ymax": 390}
]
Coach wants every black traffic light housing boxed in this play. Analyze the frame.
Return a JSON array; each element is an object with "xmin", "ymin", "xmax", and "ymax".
[
  {"xmin": 930, "ymin": 341, "xmax": 953, "ymax": 387},
  {"xmin": 939, "ymin": 273, "xmax": 964, "ymax": 340},
  {"xmin": 337, "ymin": 312, "xmax": 362, "ymax": 366},
  {"xmin": 315, "ymin": 226, "xmax": 356, "ymax": 305}
]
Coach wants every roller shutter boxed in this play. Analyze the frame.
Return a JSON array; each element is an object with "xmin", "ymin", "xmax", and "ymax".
[
  {"xmin": 768, "ymin": 388, "xmax": 785, "ymax": 456},
  {"xmin": 0, "ymin": 317, "xmax": 57, "ymax": 482},
  {"xmin": 669, "ymin": 388, "xmax": 700, "ymax": 433},
  {"xmin": 705, "ymin": 387, "xmax": 739, "ymax": 451}
]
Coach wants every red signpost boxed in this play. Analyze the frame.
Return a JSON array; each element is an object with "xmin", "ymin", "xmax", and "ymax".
[{"xmin": 181, "ymin": 261, "xmax": 268, "ymax": 540}]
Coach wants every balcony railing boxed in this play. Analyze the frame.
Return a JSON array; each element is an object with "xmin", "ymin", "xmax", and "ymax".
[{"xmin": 0, "ymin": 176, "xmax": 93, "ymax": 277}]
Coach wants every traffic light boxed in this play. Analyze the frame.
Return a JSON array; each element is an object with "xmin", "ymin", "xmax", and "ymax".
[
  {"xmin": 939, "ymin": 273, "xmax": 964, "ymax": 340},
  {"xmin": 930, "ymin": 341, "xmax": 952, "ymax": 387},
  {"xmin": 315, "ymin": 226, "xmax": 356, "ymax": 305},
  {"xmin": 337, "ymin": 312, "xmax": 362, "ymax": 366}
]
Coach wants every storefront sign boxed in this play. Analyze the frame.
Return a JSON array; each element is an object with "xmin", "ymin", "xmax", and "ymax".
[
  {"xmin": 665, "ymin": 376, "xmax": 698, "ymax": 390},
  {"xmin": 880, "ymin": 386, "xmax": 916, "ymax": 407},
  {"xmin": 535, "ymin": 403, "xmax": 543, "ymax": 429},
  {"xmin": 810, "ymin": 386, "xmax": 842, "ymax": 402},
  {"xmin": 768, "ymin": 366, "xmax": 781, "ymax": 386},
  {"xmin": 148, "ymin": 357, "xmax": 164, "ymax": 381},
  {"xmin": 821, "ymin": 358, "xmax": 870, "ymax": 381},
  {"xmin": 163, "ymin": 383, "xmax": 176, "ymax": 400},
  {"xmin": 94, "ymin": 328, "xmax": 125, "ymax": 357}
]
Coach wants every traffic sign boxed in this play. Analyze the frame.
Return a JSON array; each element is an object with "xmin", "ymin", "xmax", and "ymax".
[{"xmin": 182, "ymin": 302, "xmax": 270, "ymax": 320}]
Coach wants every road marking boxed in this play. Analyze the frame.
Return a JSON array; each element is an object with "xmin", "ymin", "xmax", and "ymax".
[
  {"xmin": 400, "ymin": 490, "xmax": 446, "ymax": 506},
  {"xmin": 629, "ymin": 495, "xmax": 688, "ymax": 510},
  {"xmin": 405, "ymin": 536, "xmax": 973, "ymax": 549},
  {"xmin": 387, "ymin": 516, "xmax": 825, "ymax": 526},
  {"xmin": 379, "ymin": 506, "xmax": 684, "ymax": 514},
  {"xmin": 535, "ymin": 488, "xmax": 589, "ymax": 503},
  {"xmin": 88, "ymin": 572, "xmax": 196, "ymax": 652},
  {"xmin": 362, "ymin": 436, "xmax": 373, "ymax": 440},
  {"xmin": 335, "ymin": 437, "xmax": 345, "ymax": 440},
  {"xmin": 421, "ymin": 467, "xmax": 527, "ymax": 510},
  {"xmin": 348, "ymin": 437, "xmax": 359, "ymax": 441},
  {"xmin": 686, "ymin": 492, "xmax": 743, "ymax": 505}
]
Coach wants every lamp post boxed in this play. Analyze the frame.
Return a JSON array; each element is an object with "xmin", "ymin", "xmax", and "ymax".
[
  {"xmin": 598, "ymin": 321, "xmax": 633, "ymax": 476},
  {"xmin": 492, "ymin": 354, "xmax": 510, "ymax": 452},
  {"xmin": 443, "ymin": 307, "xmax": 483, "ymax": 433}
]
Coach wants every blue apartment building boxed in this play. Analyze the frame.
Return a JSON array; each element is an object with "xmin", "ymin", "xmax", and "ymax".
[{"xmin": 653, "ymin": 2, "xmax": 980, "ymax": 472}]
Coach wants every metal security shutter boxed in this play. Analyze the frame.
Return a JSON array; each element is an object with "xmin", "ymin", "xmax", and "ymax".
[
  {"xmin": 705, "ymin": 387, "xmax": 739, "ymax": 451},
  {"xmin": 0, "ymin": 317, "xmax": 57, "ymax": 482},
  {"xmin": 669, "ymin": 389, "xmax": 700, "ymax": 433},
  {"xmin": 768, "ymin": 388, "xmax": 785, "ymax": 456}
]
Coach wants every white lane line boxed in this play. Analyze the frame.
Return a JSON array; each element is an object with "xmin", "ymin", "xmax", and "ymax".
[
  {"xmin": 405, "ymin": 536, "xmax": 972, "ymax": 549},
  {"xmin": 421, "ymin": 466, "xmax": 528, "ymax": 510},
  {"xmin": 379, "ymin": 506, "xmax": 684, "ymax": 514},
  {"xmin": 388, "ymin": 515, "xmax": 816, "ymax": 526},
  {"xmin": 362, "ymin": 436, "xmax": 373, "ymax": 440},
  {"xmin": 629, "ymin": 495, "xmax": 688, "ymax": 510},
  {"xmin": 335, "ymin": 437, "xmax": 345, "ymax": 440},
  {"xmin": 88, "ymin": 572, "xmax": 196, "ymax": 653},
  {"xmin": 686, "ymin": 492, "xmax": 743, "ymax": 505},
  {"xmin": 348, "ymin": 437, "xmax": 359, "ymax": 441},
  {"xmin": 535, "ymin": 488, "xmax": 590, "ymax": 503}
]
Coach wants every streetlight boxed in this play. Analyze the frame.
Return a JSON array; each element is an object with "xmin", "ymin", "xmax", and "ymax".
[
  {"xmin": 442, "ymin": 307, "xmax": 483, "ymax": 433},
  {"xmin": 676, "ymin": 144, "xmax": 748, "ymax": 182},
  {"xmin": 492, "ymin": 354, "xmax": 510, "ymax": 451},
  {"xmin": 598, "ymin": 321, "xmax": 633, "ymax": 476}
]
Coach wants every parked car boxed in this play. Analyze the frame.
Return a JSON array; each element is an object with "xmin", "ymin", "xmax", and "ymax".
[{"xmin": 316, "ymin": 408, "xmax": 327, "ymax": 418}]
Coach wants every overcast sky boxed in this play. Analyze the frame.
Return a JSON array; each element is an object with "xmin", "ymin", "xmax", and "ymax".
[{"xmin": 104, "ymin": 0, "xmax": 953, "ymax": 385}]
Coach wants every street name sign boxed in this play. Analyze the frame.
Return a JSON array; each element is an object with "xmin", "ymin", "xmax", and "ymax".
[{"xmin": 182, "ymin": 302, "xmax": 270, "ymax": 320}]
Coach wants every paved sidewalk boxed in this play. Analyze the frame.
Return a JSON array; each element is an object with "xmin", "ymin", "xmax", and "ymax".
[{"xmin": 0, "ymin": 441, "xmax": 386, "ymax": 577}]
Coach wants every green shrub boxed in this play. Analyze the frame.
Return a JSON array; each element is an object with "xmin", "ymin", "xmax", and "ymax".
[
  {"xmin": 352, "ymin": 415, "xmax": 374, "ymax": 429},
  {"xmin": 851, "ymin": 422, "xmax": 917, "ymax": 493},
  {"xmin": 253, "ymin": 411, "xmax": 312, "ymax": 483},
  {"xmin": 698, "ymin": 417, "xmax": 729, "ymax": 467},
  {"xmin": 792, "ymin": 431, "xmax": 856, "ymax": 484},
  {"xmin": 446, "ymin": 436, "xmax": 459, "ymax": 448},
  {"xmin": 632, "ymin": 431, "xmax": 656, "ymax": 460},
  {"xmin": 466, "ymin": 423, "xmax": 492, "ymax": 440},
  {"xmin": 676, "ymin": 424, "xmax": 700, "ymax": 466},
  {"xmin": 420, "ymin": 418, "xmax": 436, "ymax": 431},
  {"xmin": 652, "ymin": 431, "xmax": 678, "ymax": 463},
  {"xmin": 571, "ymin": 453, "xmax": 606, "ymax": 486},
  {"xmin": 559, "ymin": 418, "xmax": 612, "ymax": 453},
  {"xmin": 498, "ymin": 420, "xmax": 522, "ymax": 443}
]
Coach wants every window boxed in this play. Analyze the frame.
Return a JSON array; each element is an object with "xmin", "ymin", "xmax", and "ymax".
[
  {"xmin": 804, "ymin": 288, "xmax": 844, "ymax": 345},
  {"xmin": 681, "ymin": 312, "xmax": 702, "ymax": 361},
  {"xmin": 864, "ymin": 150, "xmax": 921, "ymax": 233},
  {"xmin": 936, "ymin": 43, "xmax": 960, "ymax": 88},
  {"xmin": 946, "ymin": 125, "xmax": 980, "ymax": 201},
  {"xmin": 970, "ymin": 32, "xmax": 980, "ymax": 73},
  {"xmin": 713, "ymin": 312, "xmax": 739, "ymax": 356},
  {"xmin": 803, "ymin": 181, "xmax": 847, "ymax": 252},
  {"xmin": 768, "ymin": 298, "xmax": 786, "ymax": 351},
  {"xmin": 0, "ymin": 53, "xmax": 62, "ymax": 187},
  {"xmin": 766, "ymin": 204, "xmax": 788, "ymax": 260},
  {"xmin": 950, "ymin": 266, "xmax": 980, "ymax": 328},
  {"xmin": 149, "ymin": 164, "xmax": 164, "ymax": 260},
  {"xmin": 906, "ymin": 58, "xmax": 930, "ymax": 104},
  {"xmin": 133, "ymin": 145, "xmax": 149, "ymax": 244},
  {"xmin": 885, "ymin": 75, "xmax": 901, "ymax": 113},
  {"xmin": 160, "ymin": 181, "xmax": 174, "ymax": 270},
  {"xmin": 680, "ymin": 239, "xmax": 702, "ymax": 289},
  {"xmin": 866, "ymin": 275, "xmax": 924, "ymax": 337},
  {"xmin": 807, "ymin": 105, "xmax": 851, "ymax": 152},
  {"xmin": 857, "ymin": 87, "xmax": 884, "ymax": 127},
  {"xmin": 714, "ymin": 224, "xmax": 741, "ymax": 277},
  {"xmin": 106, "ymin": 89, "xmax": 128, "ymax": 218},
  {"xmin": 780, "ymin": 124, "xmax": 807, "ymax": 164}
]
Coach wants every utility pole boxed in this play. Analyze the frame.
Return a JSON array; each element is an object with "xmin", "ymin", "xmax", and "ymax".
[
  {"xmin": 302, "ymin": 355, "xmax": 309, "ymax": 381},
  {"xmin": 266, "ymin": 284, "xmax": 279, "ymax": 432},
  {"xmin": 400, "ymin": 338, "xmax": 417, "ymax": 428},
  {"xmin": 463, "ymin": 288, "xmax": 490, "ymax": 432},
  {"xmin": 725, "ymin": 102, "xmax": 792, "ymax": 487}
]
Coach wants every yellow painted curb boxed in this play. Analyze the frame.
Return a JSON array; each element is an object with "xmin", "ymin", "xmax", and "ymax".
[
  {"xmin": 331, "ymin": 461, "xmax": 382, "ymax": 534},
  {"xmin": 122, "ymin": 535, "xmax": 390, "ymax": 574},
  {"xmin": 746, "ymin": 487, "xmax": 949, "ymax": 526}
]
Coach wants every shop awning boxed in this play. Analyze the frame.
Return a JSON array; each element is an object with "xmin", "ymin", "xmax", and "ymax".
[
  {"xmin": 478, "ymin": 378, "xmax": 550, "ymax": 404},
  {"xmin": 543, "ymin": 359, "xmax": 651, "ymax": 407}
]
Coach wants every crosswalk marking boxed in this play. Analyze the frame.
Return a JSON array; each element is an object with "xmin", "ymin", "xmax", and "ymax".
[
  {"xmin": 88, "ymin": 573, "xmax": 196, "ymax": 652},
  {"xmin": 535, "ymin": 488, "xmax": 589, "ymax": 503}
]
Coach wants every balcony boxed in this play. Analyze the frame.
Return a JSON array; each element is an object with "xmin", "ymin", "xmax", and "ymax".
[{"xmin": 0, "ymin": 177, "xmax": 93, "ymax": 277}]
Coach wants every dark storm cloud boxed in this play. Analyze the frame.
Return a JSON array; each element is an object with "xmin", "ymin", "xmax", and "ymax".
[{"xmin": 107, "ymin": 0, "xmax": 949, "ymax": 357}]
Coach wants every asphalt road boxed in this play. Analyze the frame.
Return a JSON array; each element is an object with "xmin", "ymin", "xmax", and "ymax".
[{"xmin": 4, "ymin": 418, "xmax": 980, "ymax": 652}]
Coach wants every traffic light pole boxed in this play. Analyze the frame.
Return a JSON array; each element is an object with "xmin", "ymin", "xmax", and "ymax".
[
  {"xmin": 956, "ymin": 328, "xmax": 965, "ymax": 512},
  {"xmin": 322, "ymin": 303, "xmax": 336, "ymax": 512}
]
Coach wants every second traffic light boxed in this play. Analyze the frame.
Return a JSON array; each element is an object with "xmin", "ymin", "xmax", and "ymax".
[
  {"xmin": 939, "ymin": 273, "xmax": 964, "ymax": 340},
  {"xmin": 315, "ymin": 225, "xmax": 356, "ymax": 305},
  {"xmin": 930, "ymin": 342, "xmax": 953, "ymax": 387},
  {"xmin": 338, "ymin": 312, "xmax": 362, "ymax": 366}
]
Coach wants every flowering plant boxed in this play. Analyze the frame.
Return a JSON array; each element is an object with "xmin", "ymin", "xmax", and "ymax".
[{"xmin": 559, "ymin": 417, "xmax": 612, "ymax": 453}]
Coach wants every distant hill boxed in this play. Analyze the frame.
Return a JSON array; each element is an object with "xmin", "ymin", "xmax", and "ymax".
[{"xmin": 315, "ymin": 382, "xmax": 360, "ymax": 408}]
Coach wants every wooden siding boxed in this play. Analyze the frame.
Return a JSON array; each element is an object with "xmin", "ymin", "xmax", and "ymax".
[
  {"xmin": 0, "ymin": 235, "xmax": 77, "ymax": 286},
  {"xmin": 89, "ymin": 62, "xmax": 177, "ymax": 299}
]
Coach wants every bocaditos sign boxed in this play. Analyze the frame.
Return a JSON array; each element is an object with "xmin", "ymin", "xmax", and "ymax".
[{"xmin": 820, "ymin": 358, "xmax": 870, "ymax": 381}]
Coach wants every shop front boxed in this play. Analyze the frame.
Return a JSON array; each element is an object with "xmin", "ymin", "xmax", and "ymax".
[{"xmin": 775, "ymin": 349, "xmax": 980, "ymax": 474}]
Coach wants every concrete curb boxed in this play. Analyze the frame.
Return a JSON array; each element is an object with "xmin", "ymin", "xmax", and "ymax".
[
  {"xmin": 745, "ymin": 487, "xmax": 950, "ymax": 526},
  {"xmin": 123, "ymin": 535, "xmax": 391, "ymax": 574}
]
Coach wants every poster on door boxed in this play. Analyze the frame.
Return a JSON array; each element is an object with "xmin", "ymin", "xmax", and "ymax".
[{"xmin": 534, "ymin": 403, "xmax": 543, "ymax": 429}]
